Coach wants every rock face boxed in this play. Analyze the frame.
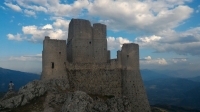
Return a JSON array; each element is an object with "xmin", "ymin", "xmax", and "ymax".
[
  {"xmin": 61, "ymin": 91, "xmax": 131, "ymax": 112},
  {"xmin": 61, "ymin": 91, "xmax": 93, "ymax": 112},
  {"xmin": 0, "ymin": 79, "xmax": 69, "ymax": 111},
  {"xmin": 0, "ymin": 79, "xmax": 132, "ymax": 112}
]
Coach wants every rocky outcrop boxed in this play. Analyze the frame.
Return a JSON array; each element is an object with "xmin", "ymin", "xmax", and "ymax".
[
  {"xmin": 0, "ymin": 79, "xmax": 69, "ymax": 110},
  {"xmin": 61, "ymin": 91, "xmax": 93, "ymax": 112},
  {"xmin": 61, "ymin": 91, "xmax": 131, "ymax": 112},
  {"xmin": 0, "ymin": 79, "xmax": 132, "ymax": 112}
]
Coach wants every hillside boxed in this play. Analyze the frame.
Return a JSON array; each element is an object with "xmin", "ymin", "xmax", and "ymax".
[
  {"xmin": 151, "ymin": 105, "xmax": 200, "ymax": 112},
  {"xmin": 144, "ymin": 77, "xmax": 200, "ymax": 109},
  {"xmin": 0, "ymin": 67, "xmax": 40, "ymax": 92},
  {"xmin": 176, "ymin": 85, "xmax": 200, "ymax": 109},
  {"xmin": 188, "ymin": 76, "xmax": 200, "ymax": 82}
]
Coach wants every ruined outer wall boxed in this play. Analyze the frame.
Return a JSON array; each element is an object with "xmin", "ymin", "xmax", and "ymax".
[
  {"xmin": 67, "ymin": 19, "xmax": 93, "ymax": 63},
  {"xmin": 41, "ymin": 37, "xmax": 68, "ymax": 80},
  {"xmin": 67, "ymin": 68, "xmax": 122, "ymax": 97},
  {"xmin": 121, "ymin": 44, "xmax": 151, "ymax": 112}
]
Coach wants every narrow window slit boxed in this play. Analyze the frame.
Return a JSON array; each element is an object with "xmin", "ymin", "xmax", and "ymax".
[{"xmin": 51, "ymin": 62, "xmax": 54, "ymax": 69}]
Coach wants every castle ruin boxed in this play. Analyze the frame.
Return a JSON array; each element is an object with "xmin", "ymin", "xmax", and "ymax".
[{"xmin": 41, "ymin": 19, "xmax": 151, "ymax": 112}]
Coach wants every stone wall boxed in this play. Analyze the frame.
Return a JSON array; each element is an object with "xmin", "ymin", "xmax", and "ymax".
[{"xmin": 67, "ymin": 69, "xmax": 122, "ymax": 97}]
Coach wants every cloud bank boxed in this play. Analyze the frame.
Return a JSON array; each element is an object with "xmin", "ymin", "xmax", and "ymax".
[
  {"xmin": 5, "ymin": 0, "xmax": 199, "ymax": 56},
  {"xmin": 135, "ymin": 28, "xmax": 200, "ymax": 55},
  {"xmin": 7, "ymin": 18, "xmax": 70, "ymax": 43}
]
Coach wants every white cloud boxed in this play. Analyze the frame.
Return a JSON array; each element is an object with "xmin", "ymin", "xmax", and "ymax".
[
  {"xmin": 171, "ymin": 58, "xmax": 187, "ymax": 63},
  {"xmin": 88, "ymin": 0, "xmax": 193, "ymax": 33},
  {"xmin": 7, "ymin": 19, "xmax": 69, "ymax": 43},
  {"xmin": 5, "ymin": 0, "xmax": 199, "ymax": 56},
  {"xmin": 107, "ymin": 37, "xmax": 131, "ymax": 50},
  {"xmin": 22, "ymin": 25, "xmax": 67, "ymax": 42},
  {"xmin": 9, "ymin": 54, "xmax": 42, "ymax": 61},
  {"xmin": 4, "ymin": 2, "xmax": 22, "ymax": 12},
  {"xmin": 16, "ymin": 0, "xmax": 47, "ymax": 12},
  {"xmin": 6, "ymin": 0, "xmax": 193, "ymax": 34},
  {"xmin": 18, "ymin": 0, "xmax": 48, "ymax": 6},
  {"xmin": 24, "ymin": 9, "xmax": 36, "ymax": 17},
  {"xmin": 53, "ymin": 19, "xmax": 70, "ymax": 30},
  {"xmin": 46, "ymin": 0, "xmax": 89, "ymax": 16},
  {"xmin": 15, "ymin": 0, "xmax": 89, "ymax": 16},
  {"xmin": 42, "ymin": 24, "xmax": 53, "ymax": 30},
  {"xmin": 141, "ymin": 56, "xmax": 168, "ymax": 65},
  {"xmin": 135, "ymin": 35, "xmax": 161, "ymax": 43},
  {"xmin": 7, "ymin": 33, "xmax": 23, "ymax": 41},
  {"xmin": 144, "ymin": 56, "xmax": 152, "ymax": 60},
  {"xmin": 0, "ymin": 6, "xmax": 6, "ymax": 10},
  {"xmin": 135, "ymin": 27, "xmax": 200, "ymax": 55}
]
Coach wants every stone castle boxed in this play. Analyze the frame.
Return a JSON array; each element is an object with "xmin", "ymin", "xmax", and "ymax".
[{"xmin": 41, "ymin": 19, "xmax": 151, "ymax": 112}]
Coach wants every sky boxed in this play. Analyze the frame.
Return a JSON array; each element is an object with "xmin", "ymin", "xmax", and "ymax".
[{"xmin": 0, "ymin": 0, "xmax": 200, "ymax": 75}]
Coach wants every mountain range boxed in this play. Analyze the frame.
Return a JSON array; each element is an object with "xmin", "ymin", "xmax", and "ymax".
[
  {"xmin": 142, "ymin": 69, "xmax": 200, "ymax": 109},
  {"xmin": 0, "ymin": 67, "xmax": 40, "ymax": 92}
]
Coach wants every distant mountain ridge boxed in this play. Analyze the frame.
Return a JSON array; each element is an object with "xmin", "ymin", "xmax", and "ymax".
[
  {"xmin": 0, "ymin": 67, "xmax": 40, "ymax": 92},
  {"xmin": 140, "ymin": 69, "xmax": 169, "ymax": 81},
  {"xmin": 188, "ymin": 76, "xmax": 200, "ymax": 82},
  {"xmin": 143, "ymin": 72, "xmax": 200, "ymax": 110},
  {"xmin": 155, "ymin": 69, "xmax": 200, "ymax": 78}
]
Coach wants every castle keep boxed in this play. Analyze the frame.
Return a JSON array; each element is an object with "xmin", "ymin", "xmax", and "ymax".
[{"xmin": 41, "ymin": 19, "xmax": 151, "ymax": 112}]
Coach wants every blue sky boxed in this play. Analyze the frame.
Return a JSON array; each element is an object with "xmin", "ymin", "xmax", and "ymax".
[{"xmin": 0, "ymin": 0, "xmax": 200, "ymax": 75}]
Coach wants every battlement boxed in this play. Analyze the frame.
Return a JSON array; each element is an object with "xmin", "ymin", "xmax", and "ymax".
[{"xmin": 41, "ymin": 19, "xmax": 151, "ymax": 112}]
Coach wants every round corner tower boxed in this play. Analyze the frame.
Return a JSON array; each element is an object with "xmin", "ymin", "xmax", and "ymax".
[{"xmin": 121, "ymin": 43, "xmax": 151, "ymax": 112}]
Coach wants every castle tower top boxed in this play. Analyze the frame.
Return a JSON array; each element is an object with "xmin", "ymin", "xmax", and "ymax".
[
  {"xmin": 45, "ymin": 36, "xmax": 50, "ymax": 40},
  {"xmin": 68, "ymin": 19, "xmax": 92, "ymax": 41}
]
